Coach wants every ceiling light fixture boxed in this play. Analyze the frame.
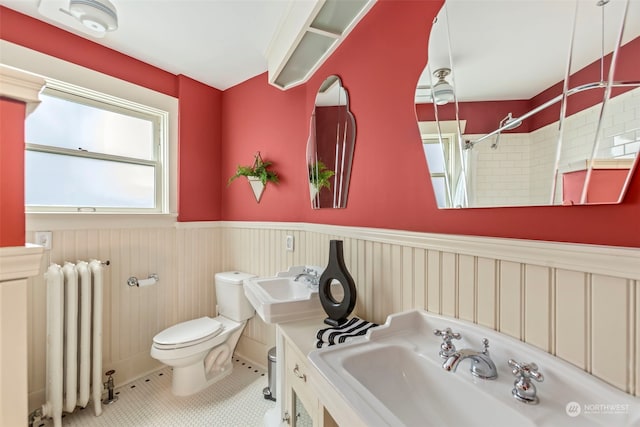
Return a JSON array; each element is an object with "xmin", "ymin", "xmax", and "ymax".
[
  {"xmin": 69, "ymin": 0, "xmax": 118, "ymax": 34},
  {"xmin": 432, "ymin": 68, "xmax": 455, "ymax": 105}
]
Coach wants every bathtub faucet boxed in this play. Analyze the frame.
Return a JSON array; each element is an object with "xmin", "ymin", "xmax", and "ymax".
[{"xmin": 442, "ymin": 338, "xmax": 498, "ymax": 380}]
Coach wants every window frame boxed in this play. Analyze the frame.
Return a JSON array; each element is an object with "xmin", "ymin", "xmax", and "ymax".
[{"xmin": 25, "ymin": 79, "xmax": 170, "ymax": 214}]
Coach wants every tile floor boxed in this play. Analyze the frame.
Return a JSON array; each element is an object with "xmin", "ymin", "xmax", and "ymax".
[{"xmin": 38, "ymin": 357, "xmax": 275, "ymax": 427}]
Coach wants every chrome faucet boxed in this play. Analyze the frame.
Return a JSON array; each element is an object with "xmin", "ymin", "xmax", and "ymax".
[
  {"xmin": 294, "ymin": 267, "xmax": 320, "ymax": 287},
  {"xmin": 442, "ymin": 338, "xmax": 498, "ymax": 380}
]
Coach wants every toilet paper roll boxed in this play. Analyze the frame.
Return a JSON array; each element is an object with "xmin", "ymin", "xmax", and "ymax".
[{"xmin": 137, "ymin": 277, "xmax": 157, "ymax": 287}]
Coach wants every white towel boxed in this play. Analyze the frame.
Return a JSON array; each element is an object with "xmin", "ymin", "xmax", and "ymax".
[{"xmin": 316, "ymin": 317, "xmax": 378, "ymax": 348}]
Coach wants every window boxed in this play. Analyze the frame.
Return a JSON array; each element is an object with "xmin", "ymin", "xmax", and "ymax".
[
  {"xmin": 423, "ymin": 135, "xmax": 455, "ymax": 208},
  {"xmin": 25, "ymin": 80, "xmax": 168, "ymax": 213}
]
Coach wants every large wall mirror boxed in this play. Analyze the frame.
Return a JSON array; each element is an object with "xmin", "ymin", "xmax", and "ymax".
[
  {"xmin": 307, "ymin": 75, "xmax": 356, "ymax": 209},
  {"xmin": 415, "ymin": 0, "xmax": 640, "ymax": 208}
]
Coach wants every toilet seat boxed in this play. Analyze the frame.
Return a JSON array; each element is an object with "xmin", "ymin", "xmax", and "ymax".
[{"xmin": 153, "ymin": 317, "xmax": 223, "ymax": 350}]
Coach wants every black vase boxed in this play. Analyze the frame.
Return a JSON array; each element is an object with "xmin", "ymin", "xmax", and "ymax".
[{"xmin": 319, "ymin": 240, "xmax": 357, "ymax": 326}]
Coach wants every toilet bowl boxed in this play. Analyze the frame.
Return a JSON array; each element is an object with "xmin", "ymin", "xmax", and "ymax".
[{"xmin": 150, "ymin": 271, "xmax": 256, "ymax": 396}]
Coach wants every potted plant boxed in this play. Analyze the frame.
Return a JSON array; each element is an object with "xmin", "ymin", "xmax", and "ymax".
[
  {"xmin": 308, "ymin": 160, "xmax": 335, "ymax": 198},
  {"xmin": 228, "ymin": 152, "xmax": 279, "ymax": 202}
]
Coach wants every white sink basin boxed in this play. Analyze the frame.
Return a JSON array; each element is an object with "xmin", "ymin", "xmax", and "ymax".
[
  {"xmin": 254, "ymin": 277, "xmax": 314, "ymax": 301},
  {"xmin": 341, "ymin": 343, "xmax": 533, "ymax": 426},
  {"xmin": 243, "ymin": 266, "xmax": 326, "ymax": 324},
  {"xmin": 309, "ymin": 310, "xmax": 640, "ymax": 427}
]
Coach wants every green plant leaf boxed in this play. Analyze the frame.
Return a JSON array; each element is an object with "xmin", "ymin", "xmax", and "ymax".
[
  {"xmin": 228, "ymin": 152, "xmax": 279, "ymax": 186},
  {"xmin": 308, "ymin": 160, "xmax": 335, "ymax": 190}
]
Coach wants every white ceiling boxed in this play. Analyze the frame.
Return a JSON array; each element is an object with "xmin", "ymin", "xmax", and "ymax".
[
  {"xmin": 2, "ymin": 0, "xmax": 638, "ymax": 97},
  {"xmin": 421, "ymin": 0, "xmax": 640, "ymax": 102},
  {"xmin": 0, "ymin": 0, "xmax": 296, "ymax": 90}
]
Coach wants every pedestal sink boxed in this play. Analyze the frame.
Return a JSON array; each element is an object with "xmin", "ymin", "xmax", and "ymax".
[
  {"xmin": 243, "ymin": 266, "xmax": 326, "ymax": 324},
  {"xmin": 309, "ymin": 310, "xmax": 640, "ymax": 427}
]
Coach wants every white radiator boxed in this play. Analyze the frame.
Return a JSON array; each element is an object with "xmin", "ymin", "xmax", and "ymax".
[{"xmin": 42, "ymin": 260, "xmax": 104, "ymax": 427}]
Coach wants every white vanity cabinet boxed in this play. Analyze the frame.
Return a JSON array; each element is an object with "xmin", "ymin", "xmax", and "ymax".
[
  {"xmin": 278, "ymin": 318, "xmax": 351, "ymax": 427},
  {"xmin": 283, "ymin": 337, "xmax": 320, "ymax": 426}
]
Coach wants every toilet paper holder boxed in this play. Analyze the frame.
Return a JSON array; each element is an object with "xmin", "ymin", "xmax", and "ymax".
[{"xmin": 127, "ymin": 273, "xmax": 159, "ymax": 287}]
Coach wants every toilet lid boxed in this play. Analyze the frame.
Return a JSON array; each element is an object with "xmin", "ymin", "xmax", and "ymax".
[{"xmin": 153, "ymin": 317, "xmax": 223, "ymax": 347}]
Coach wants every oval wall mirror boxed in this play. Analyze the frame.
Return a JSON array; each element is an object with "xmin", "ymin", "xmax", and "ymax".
[
  {"xmin": 415, "ymin": 0, "xmax": 640, "ymax": 208},
  {"xmin": 307, "ymin": 75, "xmax": 356, "ymax": 209}
]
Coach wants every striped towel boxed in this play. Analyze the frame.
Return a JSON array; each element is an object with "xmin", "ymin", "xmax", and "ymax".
[{"xmin": 316, "ymin": 317, "xmax": 378, "ymax": 348}]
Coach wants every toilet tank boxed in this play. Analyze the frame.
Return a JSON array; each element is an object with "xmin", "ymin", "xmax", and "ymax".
[{"xmin": 215, "ymin": 271, "xmax": 256, "ymax": 322}]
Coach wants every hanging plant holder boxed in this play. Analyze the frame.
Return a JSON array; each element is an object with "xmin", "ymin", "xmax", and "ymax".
[
  {"xmin": 247, "ymin": 176, "xmax": 266, "ymax": 202},
  {"xmin": 228, "ymin": 151, "xmax": 279, "ymax": 203}
]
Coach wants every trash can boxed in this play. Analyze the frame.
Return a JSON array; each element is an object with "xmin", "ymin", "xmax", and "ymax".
[{"xmin": 263, "ymin": 346, "xmax": 276, "ymax": 401}]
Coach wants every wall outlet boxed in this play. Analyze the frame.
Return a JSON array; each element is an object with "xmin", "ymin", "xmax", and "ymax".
[
  {"xmin": 285, "ymin": 235, "xmax": 295, "ymax": 252},
  {"xmin": 35, "ymin": 231, "xmax": 53, "ymax": 249}
]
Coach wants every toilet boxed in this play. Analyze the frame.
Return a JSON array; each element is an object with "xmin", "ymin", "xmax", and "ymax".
[{"xmin": 150, "ymin": 271, "xmax": 256, "ymax": 396}]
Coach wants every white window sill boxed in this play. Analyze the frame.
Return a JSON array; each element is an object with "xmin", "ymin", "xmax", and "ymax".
[{"xmin": 26, "ymin": 212, "xmax": 179, "ymax": 231}]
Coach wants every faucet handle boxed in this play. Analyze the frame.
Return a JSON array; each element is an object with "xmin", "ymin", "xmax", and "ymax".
[
  {"xmin": 303, "ymin": 267, "xmax": 318, "ymax": 276},
  {"xmin": 508, "ymin": 359, "xmax": 543, "ymax": 381},
  {"xmin": 434, "ymin": 328, "xmax": 461, "ymax": 358},
  {"xmin": 508, "ymin": 359, "xmax": 544, "ymax": 404}
]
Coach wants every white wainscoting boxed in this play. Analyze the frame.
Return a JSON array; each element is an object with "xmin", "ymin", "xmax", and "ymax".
[
  {"xmin": 220, "ymin": 221, "xmax": 639, "ymax": 397},
  {"xmin": 25, "ymin": 224, "xmax": 224, "ymax": 409},
  {"xmin": 1, "ymin": 245, "xmax": 43, "ymax": 426},
  {"xmin": 25, "ymin": 220, "xmax": 640, "ymax": 410}
]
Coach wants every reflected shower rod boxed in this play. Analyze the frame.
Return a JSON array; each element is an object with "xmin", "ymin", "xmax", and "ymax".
[{"xmin": 465, "ymin": 79, "xmax": 640, "ymax": 149}]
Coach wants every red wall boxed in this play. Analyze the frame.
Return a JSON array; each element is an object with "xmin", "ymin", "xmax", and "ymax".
[
  {"xmin": 221, "ymin": 74, "xmax": 308, "ymax": 220},
  {"xmin": 222, "ymin": 0, "xmax": 640, "ymax": 248},
  {"xmin": 0, "ymin": 98, "xmax": 27, "ymax": 246},
  {"xmin": 416, "ymin": 100, "xmax": 533, "ymax": 134},
  {"xmin": 177, "ymin": 75, "xmax": 223, "ymax": 221},
  {"xmin": 1, "ymin": 2, "xmax": 639, "ymax": 247},
  {"xmin": 563, "ymin": 169, "xmax": 631, "ymax": 205}
]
